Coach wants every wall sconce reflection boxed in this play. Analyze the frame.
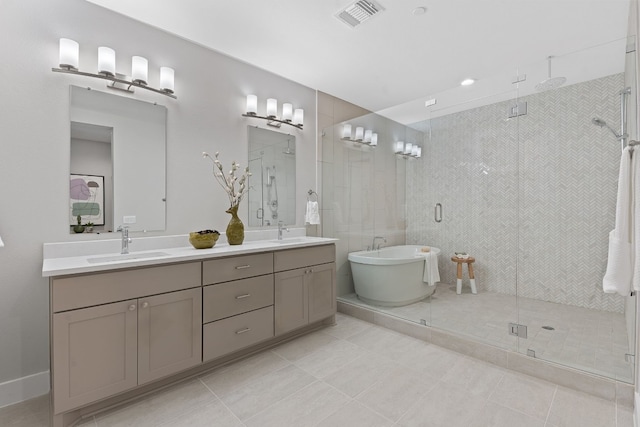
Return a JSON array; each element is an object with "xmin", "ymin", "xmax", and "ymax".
[{"xmin": 243, "ymin": 95, "xmax": 303, "ymax": 130}]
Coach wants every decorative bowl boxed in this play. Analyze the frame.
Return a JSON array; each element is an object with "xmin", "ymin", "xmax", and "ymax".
[{"xmin": 189, "ymin": 230, "xmax": 220, "ymax": 249}]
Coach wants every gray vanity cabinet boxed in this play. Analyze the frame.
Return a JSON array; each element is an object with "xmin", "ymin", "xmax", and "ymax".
[
  {"xmin": 274, "ymin": 245, "xmax": 336, "ymax": 335},
  {"xmin": 51, "ymin": 264, "xmax": 202, "ymax": 414}
]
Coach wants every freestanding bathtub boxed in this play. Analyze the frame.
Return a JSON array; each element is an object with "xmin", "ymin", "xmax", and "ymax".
[{"xmin": 348, "ymin": 245, "xmax": 440, "ymax": 307}]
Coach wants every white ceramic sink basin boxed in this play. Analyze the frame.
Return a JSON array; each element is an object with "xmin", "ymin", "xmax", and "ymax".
[
  {"xmin": 270, "ymin": 238, "xmax": 308, "ymax": 244},
  {"xmin": 87, "ymin": 252, "xmax": 170, "ymax": 264}
]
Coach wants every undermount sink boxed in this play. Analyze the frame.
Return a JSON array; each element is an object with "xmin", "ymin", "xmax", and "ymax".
[
  {"xmin": 87, "ymin": 251, "xmax": 170, "ymax": 264},
  {"xmin": 269, "ymin": 238, "xmax": 307, "ymax": 244}
]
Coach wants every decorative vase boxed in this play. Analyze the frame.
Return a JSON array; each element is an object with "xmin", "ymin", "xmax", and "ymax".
[
  {"xmin": 73, "ymin": 224, "xmax": 85, "ymax": 233},
  {"xmin": 225, "ymin": 205, "xmax": 244, "ymax": 245}
]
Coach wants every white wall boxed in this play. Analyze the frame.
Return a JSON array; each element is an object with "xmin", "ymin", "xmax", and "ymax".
[{"xmin": 0, "ymin": 0, "xmax": 316, "ymax": 397}]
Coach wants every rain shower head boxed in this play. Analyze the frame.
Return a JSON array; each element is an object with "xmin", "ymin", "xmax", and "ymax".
[
  {"xmin": 535, "ymin": 56, "xmax": 566, "ymax": 92},
  {"xmin": 592, "ymin": 117, "xmax": 622, "ymax": 139}
]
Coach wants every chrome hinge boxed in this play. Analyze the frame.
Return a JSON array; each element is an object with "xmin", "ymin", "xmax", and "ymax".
[{"xmin": 509, "ymin": 322, "xmax": 528, "ymax": 338}]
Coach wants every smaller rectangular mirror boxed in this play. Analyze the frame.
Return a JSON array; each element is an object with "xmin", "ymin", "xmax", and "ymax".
[{"xmin": 247, "ymin": 126, "xmax": 296, "ymax": 227}]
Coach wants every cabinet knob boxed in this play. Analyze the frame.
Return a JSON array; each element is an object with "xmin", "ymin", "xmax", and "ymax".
[
  {"xmin": 141, "ymin": 302, "xmax": 149, "ymax": 309},
  {"xmin": 128, "ymin": 304, "xmax": 136, "ymax": 311}
]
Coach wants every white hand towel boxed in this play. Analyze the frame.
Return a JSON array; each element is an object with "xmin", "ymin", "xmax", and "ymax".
[
  {"xmin": 603, "ymin": 147, "xmax": 633, "ymax": 296},
  {"xmin": 0, "ymin": 235, "xmax": 4, "ymax": 248},
  {"xmin": 421, "ymin": 252, "xmax": 440, "ymax": 285},
  {"xmin": 633, "ymin": 148, "xmax": 640, "ymax": 291},
  {"xmin": 305, "ymin": 201, "xmax": 320, "ymax": 225}
]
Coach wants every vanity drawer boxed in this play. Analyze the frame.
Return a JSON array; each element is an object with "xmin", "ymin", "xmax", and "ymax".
[
  {"xmin": 202, "ymin": 306, "xmax": 274, "ymax": 362},
  {"xmin": 203, "ymin": 275, "xmax": 274, "ymax": 323},
  {"xmin": 203, "ymin": 252, "xmax": 273, "ymax": 284},
  {"xmin": 52, "ymin": 262, "xmax": 201, "ymax": 313},
  {"xmin": 274, "ymin": 244, "xmax": 335, "ymax": 272}
]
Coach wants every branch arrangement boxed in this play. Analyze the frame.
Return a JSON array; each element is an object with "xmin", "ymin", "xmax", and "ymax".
[{"xmin": 202, "ymin": 151, "xmax": 251, "ymax": 207}]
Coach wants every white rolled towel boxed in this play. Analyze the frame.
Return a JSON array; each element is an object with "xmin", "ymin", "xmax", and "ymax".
[
  {"xmin": 305, "ymin": 201, "xmax": 320, "ymax": 225},
  {"xmin": 603, "ymin": 231, "xmax": 632, "ymax": 295}
]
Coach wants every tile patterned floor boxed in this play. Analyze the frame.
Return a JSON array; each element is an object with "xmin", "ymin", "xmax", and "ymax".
[
  {"xmin": 340, "ymin": 282, "xmax": 633, "ymax": 383},
  {"xmin": 0, "ymin": 313, "xmax": 633, "ymax": 426}
]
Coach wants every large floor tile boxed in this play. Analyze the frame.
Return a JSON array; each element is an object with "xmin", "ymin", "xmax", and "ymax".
[
  {"xmin": 488, "ymin": 372, "xmax": 556, "ymax": 420},
  {"xmin": 94, "ymin": 379, "xmax": 216, "ymax": 427},
  {"xmin": 440, "ymin": 356, "xmax": 505, "ymax": 396},
  {"xmin": 322, "ymin": 352, "xmax": 397, "ymax": 397},
  {"xmin": 294, "ymin": 338, "xmax": 366, "ymax": 379},
  {"xmin": 220, "ymin": 364, "xmax": 316, "ymax": 421},
  {"xmin": 0, "ymin": 395, "xmax": 49, "ymax": 427},
  {"xmin": 323, "ymin": 313, "xmax": 374, "ymax": 339},
  {"xmin": 468, "ymin": 401, "xmax": 545, "ymax": 427},
  {"xmin": 157, "ymin": 398, "xmax": 242, "ymax": 427},
  {"xmin": 357, "ymin": 365, "xmax": 435, "ymax": 422},
  {"xmin": 396, "ymin": 381, "xmax": 488, "ymax": 427},
  {"xmin": 546, "ymin": 386, "xmax": 616, "ymax": 427},
  {"xmin": 199, "ymin": 350, "xmax": 290, "ymax": 396},
  {"xmin": 272, "ymin": 331, "xmax": 339, "ymax": 362},
  {"xmin": 243, "ymin": 381, "xmax": 350, "ymax": 427},
  {"xmin": 315, "ymin": 400, "xmax": 393, "ymax": 427}
]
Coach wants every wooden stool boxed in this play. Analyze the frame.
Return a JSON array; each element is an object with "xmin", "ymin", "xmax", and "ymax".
[{"xmin": 451, "ymin": 256, "xmax": 477, "ymax": 295}]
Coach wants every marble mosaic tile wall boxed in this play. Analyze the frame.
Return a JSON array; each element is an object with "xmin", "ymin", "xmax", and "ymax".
[{"xmin": 407, "ymin": 74, "xmax": 626, "ymax": 313}]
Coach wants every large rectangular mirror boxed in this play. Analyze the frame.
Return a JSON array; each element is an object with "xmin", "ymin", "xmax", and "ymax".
[
  {"xmin": 69, "ymin": 86, "xmax": 166, "ymax": 233},
  {"xmin": 247, "ymin": 126, "xmax": 296, "ymax": 227}
]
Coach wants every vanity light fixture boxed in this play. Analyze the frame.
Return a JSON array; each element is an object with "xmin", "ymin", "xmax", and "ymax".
[
  {"xmin": 242, "ymin": 95, "xmax": 304, "ymax": 130},
  {"xmin": 395, "ymin": 141, "xmax": 421, "ymax": 159},
  {"xmin": 341, "ymin": 124, "xmax": 377, "ymax": 148},
  {"xmin": 52, "ymin": 38, "xmax": 177, "ymax": 99}
]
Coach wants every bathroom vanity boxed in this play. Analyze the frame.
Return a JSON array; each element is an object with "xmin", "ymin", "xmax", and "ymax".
[{"xmin": 43, "ymin": 236, "xmax": 336, "ymax": 427}]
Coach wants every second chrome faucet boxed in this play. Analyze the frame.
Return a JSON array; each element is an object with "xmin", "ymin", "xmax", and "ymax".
[{"xmin": 116, "ymin": 225, "xmax": 132, "ymax": 254}]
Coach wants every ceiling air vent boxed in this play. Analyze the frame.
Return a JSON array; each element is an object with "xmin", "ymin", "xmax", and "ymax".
[{"xmin": 336, "ymin": 0, "xmax": 384, "ymax": 28}]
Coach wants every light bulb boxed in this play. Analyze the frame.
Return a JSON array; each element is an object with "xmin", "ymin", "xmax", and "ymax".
[
  {"xmin": 293, "ymin": 108, "xmax": 304, "ymax": 125},
  {"xmin": 370, "ymin": 133, "xmax": 378, "ymax": 146},
  {"xmin": 131, "ymin": 56, "xmax": 148, "ymax": 85},
  {"xmin": 355, "ymin": 127, "xmax": 364, "ymax": 141},
  {"xmin": 364, "ymin": 129, "xmax": 372, "ymax": 143},
  {"xmin": 266, "ymin": 98, "xmax": 277, "ymax": 117},
  {"xmin": 246, "ymin": 95, "xmax": 257, "ymax": 115},
  {"xmin": 282, "ymin": 103, "xmax": 293, "ymax": 121},
  {"xmin": 404, "ymin": 143, "xmax": 413, "ymax": 155},
  {"xmin": 342, "ymin": 124, "xmax": 352, "ymax": 139},
  {"xmin": 160, "ymin": 67, "xmax": 174, "ymax": 93},
  {"xmin": 59, "ymin": 38, "xmax": 79, "ymax": 70},
  {"xmin": 98, "ymin": 47, "xmax": 115, "ymax": 76},
  {"xmin": 395, "ymin": 141, "xmax": 404, "ymax": 153}
]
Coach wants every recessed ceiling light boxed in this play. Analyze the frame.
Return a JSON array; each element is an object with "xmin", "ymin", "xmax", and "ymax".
[
  {"xmin": 412, "ymin": 6, "xmax": 427, "ymax": 15},
  {"xmin": 460, "ymin": 78, "xmax": 476, "ymax": 86}
]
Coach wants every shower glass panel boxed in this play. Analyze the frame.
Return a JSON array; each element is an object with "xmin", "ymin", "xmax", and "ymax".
[
  {"xmin": 407, "ymin": 70, "xmax": 520, "ymax": 352},
  {"xmin": 516, "ymin": 38, "xmax": 635, "ymax": 383}
]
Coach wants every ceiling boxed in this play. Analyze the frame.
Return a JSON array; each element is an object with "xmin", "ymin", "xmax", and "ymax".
[{"xmin": 87, "ymin": 0, "xmax": 631, "ymax": 124}]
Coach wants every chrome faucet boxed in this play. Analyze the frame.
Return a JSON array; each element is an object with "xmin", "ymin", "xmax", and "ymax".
[
  {"xmin": 371, "ymin": 236, "xmax": 387, "ymax": 250},
  {"xmin": 116, "ymin": 225, "xmax": 132, "ymax": 254},
  {"xmin": 277, "ymin": 221, "xmax": 289, "ymax": 240}
]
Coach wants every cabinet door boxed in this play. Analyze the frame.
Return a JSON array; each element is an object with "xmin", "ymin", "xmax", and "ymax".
[
  {"xmin": 308, "ymin": 262, "xmax": 336, "ymax": 323},
  {"xmin": 137, "ymin": 288, "xmax": 202, "ymax": 385},
  {"xmin": 274, "ymin": 267, "xmax": 308, "ymax": 335},
  {"xmin": 52, "ymin": 300, "xmax": 138, "ymax": 414}
]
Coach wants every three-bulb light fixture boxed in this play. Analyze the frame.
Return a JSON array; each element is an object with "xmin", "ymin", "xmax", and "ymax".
[
  {"xmin": 394, "ymin": 141, "xmax": 422, "ymax": 158},
  {"xmin": 53, "ymin": 38, "xmax": 176, "ymax": 99},
  {"xmin": 243, "ymin": 95, "xmax": 304, "ymax": 130},
  {"xmin": 341, "ymin": 124, "xmax": 378, "ymax": 146}
]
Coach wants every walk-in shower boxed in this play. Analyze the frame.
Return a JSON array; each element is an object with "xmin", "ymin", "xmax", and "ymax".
[{"xmin": 322, "ymin": 36, "xmax": 637, "ymax": 384}]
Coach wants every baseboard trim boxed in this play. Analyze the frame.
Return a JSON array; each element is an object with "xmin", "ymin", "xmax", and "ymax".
[{"xmin": 0, "ymin": 371, "xmax": 50, "ymax": 409}]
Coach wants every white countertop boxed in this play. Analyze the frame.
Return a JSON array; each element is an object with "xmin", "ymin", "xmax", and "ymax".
[{"xmin": 42, "ymin": 233, "xmax": 337, "ymax": 277}]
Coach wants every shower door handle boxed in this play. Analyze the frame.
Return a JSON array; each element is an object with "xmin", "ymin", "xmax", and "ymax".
[{"xmin": 435, "ymin": 203, "xmax": 442, "ymax": 223}]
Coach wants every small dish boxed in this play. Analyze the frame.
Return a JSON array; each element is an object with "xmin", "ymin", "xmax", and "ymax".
[{"xmin": 189, "ymin": 230, "xmax": 220, "ymax": 249}]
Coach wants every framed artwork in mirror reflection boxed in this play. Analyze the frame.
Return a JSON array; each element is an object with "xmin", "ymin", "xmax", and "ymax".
[{"xmin": 69, "ymin": 174, "xmax": 105, "ymax": 226}]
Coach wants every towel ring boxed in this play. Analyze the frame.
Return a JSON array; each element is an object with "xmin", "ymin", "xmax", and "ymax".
[{"xmin": 307, "ymin": 189, "xmax": 318, "ymax": 202}]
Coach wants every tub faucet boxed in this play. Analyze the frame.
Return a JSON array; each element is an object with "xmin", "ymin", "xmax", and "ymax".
[
  {"xmin": 277, "ymin": 221, "xmax": 289, "ymax": 240},
  {"xmin": 371, "ymin": 236, "xmax": 387, "ymax": 250},
  {"xmin": 116, "ymin": 225, "xmax": 132, "ymax": 254}
]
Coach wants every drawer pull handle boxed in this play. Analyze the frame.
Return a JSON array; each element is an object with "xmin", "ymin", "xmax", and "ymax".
[
  {"xmin": 128, "ymin": 304, "xmax": 136, "ymax": 311},
  {"xmin": 235, "ymin": 294, "xmax": 251, "ymax": 299},
  {"xmin": 235, "ymin": 328, "xmax": 251, "ymax": 335},
  {"xmin": 235, "ymin": 265, "xmax": 251, "ymax": 270}
]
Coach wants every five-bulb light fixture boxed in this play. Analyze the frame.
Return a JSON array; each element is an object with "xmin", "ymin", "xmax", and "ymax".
[
  {"xmin": 341, "ymin": 124, "xmax": 378, "ymax": 146},
  {"xmin": 243, "ymin": 95, "xmax": 304, "ymax": 130},
  {"xmin": 53, "ymin": 38, "xmax": 176, "ymax": 99},
  {"xmin": 394, "ymin": 141, "xmax": 422, "ymax": 158}
]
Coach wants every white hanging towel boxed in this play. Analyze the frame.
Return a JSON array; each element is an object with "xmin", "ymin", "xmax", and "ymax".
[
  {"xmin": 603, "ymin": 147, "xmax": 634, "ymax": 296},
  {"xmin": 421, "ymin": 252, "xmax": 440, "ymax": 285},
  {"xmin": 305, "ymin": 201, "xmax": 320, "ymax": 225},
  {"xmin": 634, "ymin": 147, "xmax": 640, "ymax": 291},
  {"xmin": 0, "ymin": 235, "xmax": 4, "ymax": 248}
]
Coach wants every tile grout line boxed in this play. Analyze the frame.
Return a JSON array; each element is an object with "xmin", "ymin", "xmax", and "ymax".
[
  {"xmin": 241, "ymin": 379, "xmax": 322, "ymax": 425},
  {"xmin": 197, "ymin": 377, "xmax": 245, "ymax": 426},
  {"xmin": 543, "ymin": 385, "xmax": 558, "ymax": 426}
]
